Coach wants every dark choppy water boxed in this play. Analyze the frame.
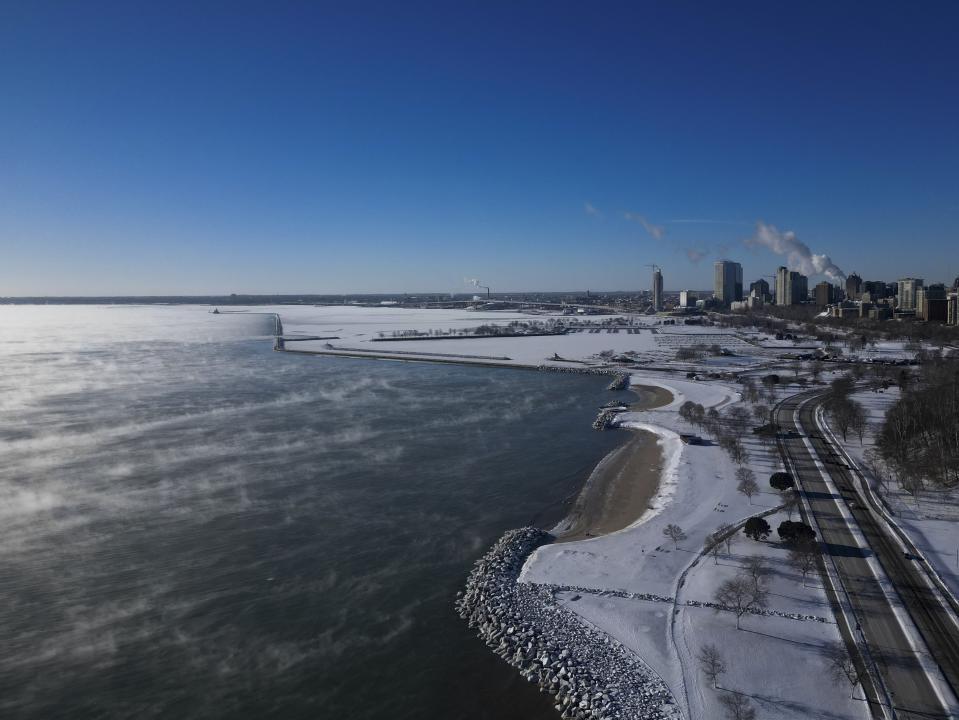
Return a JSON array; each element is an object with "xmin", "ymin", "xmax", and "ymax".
[{"xmin": 0, "ymin": 306, "xmax": 622, "ymax": 719}]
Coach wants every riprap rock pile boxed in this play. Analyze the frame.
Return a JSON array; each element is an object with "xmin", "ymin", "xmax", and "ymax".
[{"xmin": 456, "ymin": 528, "xmax": 681, "ymax": 720}]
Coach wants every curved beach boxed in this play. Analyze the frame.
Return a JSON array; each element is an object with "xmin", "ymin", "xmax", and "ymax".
[{"xmin": 553, "ymin": 383, "xmax": 673, "ymax": 542}]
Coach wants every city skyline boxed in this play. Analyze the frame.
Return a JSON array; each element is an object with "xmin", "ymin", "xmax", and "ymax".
[{"xmin": 2, "ymin": 3, "xmax": 958, "ymax": 295}]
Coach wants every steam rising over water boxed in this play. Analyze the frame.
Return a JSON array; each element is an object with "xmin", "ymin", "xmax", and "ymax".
[{"xmin": 0, "ymin": 306, "xmax": 621, "ymax": 719}]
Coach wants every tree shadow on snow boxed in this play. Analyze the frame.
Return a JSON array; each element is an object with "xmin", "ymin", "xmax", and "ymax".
[
  {"xmin": 717, "ymin": 686, "xmax": 859, "ymax": 720},
  {"xmin": 766, "ymin": 589, "xmax": 829, "ymax": 605},
  {"xmin": 738, "ymin": 626, "xmax": 827, "ymax": 651}
]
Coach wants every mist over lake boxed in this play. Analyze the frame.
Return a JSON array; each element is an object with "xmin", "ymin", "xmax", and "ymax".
[{"xmin": 0, "ymin": 305, "xmax": 621, "ymax": 719}]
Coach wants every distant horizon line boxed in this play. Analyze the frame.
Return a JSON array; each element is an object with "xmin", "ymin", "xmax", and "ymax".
[{"xmin": 2, "ymin": 289, "xmax": 723, "ymax": 301}]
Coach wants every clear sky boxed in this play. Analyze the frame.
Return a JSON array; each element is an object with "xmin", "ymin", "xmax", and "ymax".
[{"xmin": 1, "ymin": 1, "xmax": 957, "ymax": 295}]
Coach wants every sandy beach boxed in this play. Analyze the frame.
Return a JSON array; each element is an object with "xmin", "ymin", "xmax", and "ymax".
[{"xmin": 553, "ymin": 384, "xmax": 673, "ymax": 541}]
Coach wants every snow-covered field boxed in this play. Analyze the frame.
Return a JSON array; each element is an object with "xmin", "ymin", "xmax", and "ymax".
[
  {"xmin": 521, "ymin": 376, "xmax": 869, "ymax": 720},
  {"xmin": 270, "ymin": 305, "xmax": 785, "ymax": 369}
]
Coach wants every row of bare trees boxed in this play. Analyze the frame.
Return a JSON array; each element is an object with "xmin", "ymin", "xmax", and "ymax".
[
  {"xmin": 698, "ymin": 514, "xmax": 855, "ymax": 717},
  {"xmin": 824, "ymin": 374, "xmax": 869, "ymax": 444},
  {"xmin": 678, "ymin": 401, "xmax": 752, "ymax": 466}
]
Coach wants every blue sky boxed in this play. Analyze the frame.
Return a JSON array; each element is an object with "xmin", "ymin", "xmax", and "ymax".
[{"xmin": 1, "ymin": 1, "xmax": 957, "ymax": 295}]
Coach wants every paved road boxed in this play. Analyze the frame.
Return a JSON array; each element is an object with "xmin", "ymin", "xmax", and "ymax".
[{"xmin": 775, "ymin": 389, "xmax": 959, "ymax": 720}]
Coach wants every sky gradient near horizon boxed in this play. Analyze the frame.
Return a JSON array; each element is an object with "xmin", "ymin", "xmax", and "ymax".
[{"xmin": 2, "ymin": 1, "xmax": 958, "ymax": 295}]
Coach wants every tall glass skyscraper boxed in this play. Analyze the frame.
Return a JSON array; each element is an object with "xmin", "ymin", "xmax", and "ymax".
[{"xmin": 714, "ymin": 260, "xmax": 743, "ymax": 304}]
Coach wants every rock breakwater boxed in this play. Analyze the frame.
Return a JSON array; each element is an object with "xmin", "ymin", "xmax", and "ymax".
[
  {"xmin": 606, "ymin": 374, "xmax": 630, "ymax": 391},
  {"xmin": 456, "ymin": 528, "xmax": 681, "ymax": 720}
]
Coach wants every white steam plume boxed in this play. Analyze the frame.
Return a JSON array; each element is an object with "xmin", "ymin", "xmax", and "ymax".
[{"xmin": 747, "ymin": 222, "xmax": 846, "ymax": 281}]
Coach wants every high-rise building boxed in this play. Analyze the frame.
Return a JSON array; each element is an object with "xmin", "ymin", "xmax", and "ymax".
[
  {"xmin": 749, "ymin": 279, "xmax": 770, "ymax": 302},
  {"xmin": 651, "ymin": 267, "xmax": 663, "ymax": 311},
  {"xmin": 845, "ymin": 273, "xmax": 862, "ymax": 300},
  {"xmin": 863, "ymin": 280, "xmax": 887, "ymax": 299},
  {"xmin": 775, "ymin": 266, "xmax": 789, "ymax": 305},
  {"xmin": 814, "ymin": 281, "xmax": 836, "ymax": 308},
  {"xmin": 714, "ymin": 260, "xmax": 743, "ymax": 304},
  {"xmin": 920, "ymin": 284, "xmax": 947, "ymax": 322},
  {"xmin": 679, "ymin": 290, "xmax": 696, "ymax": 308},
  {"xmin": 776, "ymin": 266, "xmax": 808, "ymax": 306},
  {"xmin": 948, "ymin": 292, "xmax": 959, "ymax": 326},
  {"xmin": 792, "ymin": 272, "xmax": 808, "ymax": 304},
  {"xmin": 897, "ymin": 277, "xmax": 924, "ymax": 310}
]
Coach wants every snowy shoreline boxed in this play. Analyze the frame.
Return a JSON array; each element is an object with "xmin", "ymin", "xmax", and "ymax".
[
  {"xmin": 263, "ymin": 306, "xmax": 870, "ymax": 720},
  {"xmin": 453, "ymin": 380, "xmax": 688, "ymax": 719},
  {"xmin": 456, "ymin": 527, "xmax": 681, "ymax": 720}
]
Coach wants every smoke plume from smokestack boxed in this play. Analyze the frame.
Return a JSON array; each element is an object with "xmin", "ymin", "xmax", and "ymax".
[
  {"xmin": 747, "ymin": 222, "xmax": 846, "ymax": 281},
  {"xmin": 464, "ymin": 277, "xmax": 491, "ymax": 297}
]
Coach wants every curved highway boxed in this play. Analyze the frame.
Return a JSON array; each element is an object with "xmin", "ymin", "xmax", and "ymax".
[{"xmin": 775, "ymin": 388, "xmax": 959, "ymax": 720}]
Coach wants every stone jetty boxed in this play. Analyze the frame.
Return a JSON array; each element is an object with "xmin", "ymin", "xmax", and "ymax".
[
  {"xmin": 456, "ymin": 528, "xmax": 680, "ymax": 720},
  {"xmin": 606, "ymin": 374, "xmax": 630, "ymax": 391},
  {"xmin": 592, "ymin": 409, "xmax": 622, "ymax": 430}
]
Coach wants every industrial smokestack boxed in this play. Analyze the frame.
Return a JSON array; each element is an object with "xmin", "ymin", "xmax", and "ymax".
[{"xmin": 465, "ymin": 277, "xmax": 491, "ymax": 299}]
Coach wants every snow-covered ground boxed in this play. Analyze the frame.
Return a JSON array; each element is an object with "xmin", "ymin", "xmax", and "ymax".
[
  {"xmin": 829, "ymin": 387, "xmax": 959, "ymax": 603},
  {"xmin": 521, "ymin": 375, "xmax": 869, "ymax": 720},
  {"xmin": 269, "ymin": 305, "xmax": 788, "ymax": 370}
]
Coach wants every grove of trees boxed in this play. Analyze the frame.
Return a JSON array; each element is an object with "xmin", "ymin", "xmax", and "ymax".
[{"xmin": 877, "ymin": 355, "xmax": 959, "ymax": 490}]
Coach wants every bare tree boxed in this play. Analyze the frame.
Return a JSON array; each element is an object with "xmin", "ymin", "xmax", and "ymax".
[
  {"xmin": 715, "ymin": 522, "xmax": 736, "ymax": 554},
  {"xmin": 705, "ymin": 533, "xmax": 723, "ymax": 564},
  {"xmin": 714, "ymin": 576, "xmax": 768, "ymax": 629},
  {"xmin": 663, "ymin": 523, "xmax": 687, "ymax": 549},
  {"xmin": 726, "ymin": 406, "xmax": 751, "ymax": 439},
  {"xmin": 719, "ymin": 694, "xmax": 757, "ymax": 720},
  {"xmin": 729, "ymin": 437, "xmax": 750, "ymax": 465},
  {"xmin": 751, "ymin": 404, "xmax": 769, "ymax": 425},
  {"xmin": 783, "ymin": 488, "xmax": 800, "ymax": 520},
  {"xmin": 788, "ymin": 539, "xmax": 819, "ymax": 587},
  {"xmin": 736, "ymin": 466, "xmax": 756, "ymax": 485},
  {"xmin": 697, "ymin": 643, "xmax": 726, "ymax": 688},
  {"xmin": 862, "ymin": 447, "xmax": 889, "ymax": 493},
  {"xmin": 829, "ymin": 399, "xmax": 854, "ymax": 441},
  {"xmin": 851, "ymin": 410, "xmax": 867, "ymax": 446},
  {"xmin": 736, "ymin": 468, "xmax": 759, "ymax": 504},
  {"xmin": 811, "ymin": 361, "xmax": 823, "ymax": 382},
  {"xmin": 742, "ymin": 555, "xmax": 770, "ymax": 583},
  {"xmin": 825, "ymin": 641, "xmax": 860, "ymax": 698},
  {"xmin": 704, "ymin": 407, "xmax": 721, "ymax": 437}
]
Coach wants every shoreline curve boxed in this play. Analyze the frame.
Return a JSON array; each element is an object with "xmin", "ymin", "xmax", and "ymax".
[{"xmin": 552, "ymin": 382, "xmax": 674, "ymax": 542}]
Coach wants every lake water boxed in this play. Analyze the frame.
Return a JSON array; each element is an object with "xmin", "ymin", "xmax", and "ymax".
[{"xmin": 0, "ymin": 305, "xmax": 623, "ymax": 719}]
